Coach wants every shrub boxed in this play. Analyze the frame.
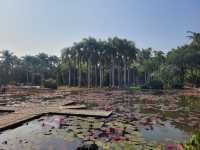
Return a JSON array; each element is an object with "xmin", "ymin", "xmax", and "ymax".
[
  {"xmin": 43, "ymin": 79, "xmax": 57, "ymax": 89},
  {"xmin": 141, "ymin": 80, "xmax": 164, "ymax": 89},
  {"xmin": 130, "ymin": 86, "xmax": 141, "ymax": 90},
  {"xmin": 149, "ymin": 80, "xmax": 164, "ymax": 89},
  {"xmin": 171, "ymin": 80, "xmax": 184, "ymax": 89},
  {"xmin": 141, "ymin": 84, "xmax": 150, "ymax": 89}
]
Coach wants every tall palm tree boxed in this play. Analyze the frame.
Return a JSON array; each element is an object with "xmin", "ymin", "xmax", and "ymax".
[
  {"xmin": 73, "ymin": 41, "xmax": 85, "ymax": 87},
  {"xmin": 98, "ymin": 40, "xmax": 107, "ymax": 88},
  {"xmin": 187, "ymin": 31, "xmax": 200, "ymax": 48},
  {"xmin": 61, "ymin": 47, "xmax": 72, "ymax": 86},
  {"xmin": 108, "ymin": 38, "xmax": 117, "ymax": 87}
]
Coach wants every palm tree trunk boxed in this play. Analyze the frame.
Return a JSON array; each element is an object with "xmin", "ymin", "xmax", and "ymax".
[
  {"xmin": 87, "ymin": 61, "xmax": 90, "ymax": 88},
  {"xmin": 61, "ymin": 72, "xmax": 64, "ymax": 85},
  {"xmin": 78, "ymin": 59, "xmax": 81, "ymax": 87},
  {"xmin": 132, "ymin": 70, "xmax": 134, "ymax": 86},
  {"xmin": 102, "ymin": 64, "xmax": 104, "ymax": 87},
  {"xmin": 128, "ymin": 68, "xmax": 130, "ymax": 86},
  {"xmin": 41, "ymin": 73, "xmax": 44, "ymax": 87},
  {"xmin": 112, "ymin": 55, "xmax": 115, "ymax": 87},
  {"xmin": 109, "ymin": 67, "xmax": 112, "ymax": 87},
  {"xmin": 31, "ymin": 73, "xmax": 34, "ymax": 85},
  {"xmin": 95, "ymin": 65, "xmax": 97, "ymax": 87},
  {"xmin": 90, "ymin": 65, "xmax": 92, "ymax": 87},
  {"xmin": 123, "ymin": 60, "xmax": 126, "ymax": 87},
  {"xmin": 68, "ymin": 68, "xmax": 71, "ymax": 87},
  {"xmin": 26, "ymin": 71, "xmax": 29, "ymax": 84},
  {"xmin": 118, "ymin": 64, "xmax": 120, "ymax": 88},
  {"xmin": 71, "ymin": 68, "xmax": 74, "ymax": 86},
  {"xmin": 100, "ymin": 63, "xmax": 102, "ymax": 88},
  {"xmin": 56, "ymin": 72, "xmax": 59, "ymax": 86}
]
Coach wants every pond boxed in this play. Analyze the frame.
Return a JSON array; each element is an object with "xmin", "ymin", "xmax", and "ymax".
[
  {"xmin": 0, "ymin": 112, "xmax": 11, "ymax": 116},
  {"xmin": 0, "ymin": 89, "xmax": 200, "ymax": 149}
]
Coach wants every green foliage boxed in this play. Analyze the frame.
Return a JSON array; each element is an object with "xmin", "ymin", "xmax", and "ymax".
[
  {"xmin": 0, "ymin": 50, "xmax": 59, "ymax": 86},
  {"xmin": 171, "ymin": 80, "xmax": 184, "ymax": 89},
  {"xmin": 142, "ymin": 80, "xmax": 163, "ymax": 89},
  {"xmin": 177, "ymin": 96, "xmax": 200, "ymax": 110},
  {"xmin": 167, "ymin": 44, "xmax": 200, "ymax": 87},
  {"xmin": 61, "ymin": 37, "xmax": 138, "ymax": 87},
  {"xmin": 43, "ymin": 78, "xmax": 57, "ymax": 89},
  {"xmin": 183, "ymin": 129, "xmax": 200, "ymax": 150},
  {"xmin": 130, "ymin": 86, "xmax": 141, "ymax": 90},
  {"xmin": 0, "ymin": 31, "xmax": 200, "ymax": 88}
]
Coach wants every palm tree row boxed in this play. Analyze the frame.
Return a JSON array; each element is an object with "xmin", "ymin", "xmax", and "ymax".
[
  {"xmin": 61, "ymin": 37, "xmax": 138, "ymax": 88},
  {"xmin": 1, "ymin": 32, "xmax": 199, "ymax": 88}
]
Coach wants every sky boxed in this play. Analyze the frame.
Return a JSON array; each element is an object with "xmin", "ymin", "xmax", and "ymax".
[{"xmin": 0, "ymin": 0, "xmax": 199, "ymax": 56}]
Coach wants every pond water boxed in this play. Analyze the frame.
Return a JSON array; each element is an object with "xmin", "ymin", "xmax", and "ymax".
[
  {"xmin": 0, "ymin": 112, "xmax": 10, "ymax": 116},
  {"xmin": 0, "ymin": 89, "xmax": 200, "ymax": 149}
]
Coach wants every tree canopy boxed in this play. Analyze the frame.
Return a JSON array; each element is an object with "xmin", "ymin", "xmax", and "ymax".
[{"xmin": 0, "ymin": 32, "xmax": 200, "ymax": 88}]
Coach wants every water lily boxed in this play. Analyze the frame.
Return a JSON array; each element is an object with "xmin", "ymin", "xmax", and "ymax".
[
  {"xmin": 177, "ymin": 144, "xmax": 183, "ymax": 150},
  {"xmin": 114, "ymin": 135, "xmax": 121, "ymax": 141}
]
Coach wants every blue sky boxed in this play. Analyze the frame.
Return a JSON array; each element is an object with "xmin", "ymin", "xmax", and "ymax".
[{"xmin": 0, "ymin": 0, "xmax": 199, "ymax": 56}]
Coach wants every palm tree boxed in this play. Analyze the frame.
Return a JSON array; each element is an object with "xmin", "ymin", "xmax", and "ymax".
[
  {"xmin": 61, "ymin": 47, "xmax": 72, "ymax": 86},
  {"xmin": 126, "ymin": 40, "xmax": 137, "ymax": 86},
  {"xmin": 98, "ymin": 40, "xmax": 107, "ymax": 88},
  {"xmin": 0, "ymin": 50, "xmax": 14, "ymax": 84},
  {"xmin": 108, "ymin": 38, "xmax": 117, "ymax": 87},
  {"xmin": 187, "ymin": 31, "xmax": 200, "ymax": 48},
  {"xmin": 59, "ymin": 37, "xmax": 140, "ymax": 88}
]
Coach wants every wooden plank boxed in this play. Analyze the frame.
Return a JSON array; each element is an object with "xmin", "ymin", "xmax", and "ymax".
[
  {"xmin": 51, "ymin": 109, "xmax": 112, "ymax": 117},
  {"xmin": 64, "ymin": 105, "xmax": 86, "ymax": 109},
  {"xmin": 48, "ymin": 100, "xmax": 75, "ymax": 107},
  {"xmin": 0, "ymin": 106, "xmax": 15, "ymax": 112},
  {"xmin": 0, "ymin": 108, "xmax": 112, "ymax": 131},
  {"xmin": 48, "ymin": 105, "xmax": 87, "ymax": 110},
  {"xmin": 0, "ymin": 101, "xmax": 112, "ymax": 131},
  {"xmin": 61, "ymin": 101, "xmax": 76, "ymax": 106},
  {"xmin": 0, "ymin": 106, "xmax": 46, "ymax": 131},
  {"xmin": 0, "ymin": 103, "xmax": 7, "ymax": 106},
  {"xmin": 0, "ymin": 113, "xmax": 43, "ymax": 132}
]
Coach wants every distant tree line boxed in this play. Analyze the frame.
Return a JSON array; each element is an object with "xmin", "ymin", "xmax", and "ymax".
[
  {"xmin": 0, "ymin": 52, "xmax": 59, "ymax": 86},
  {"xmin": 0, "ymin": 31, "xmax": 200, "ymax": 89}
]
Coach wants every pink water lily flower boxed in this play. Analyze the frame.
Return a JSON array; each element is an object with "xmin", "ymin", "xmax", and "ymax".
[{"xmin": 177, "ymin": 144, "xmax": 183, "ymax": 150}]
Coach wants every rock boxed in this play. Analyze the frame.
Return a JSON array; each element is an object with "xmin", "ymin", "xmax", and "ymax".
[
  {"xmin": 76, "ymin": 143, "xmax": 98, "ymax": 150},
  {"xmin": 44, "ymin": 132, "xmax": 52, "ymax": 135},
  {"xmin": 2, "ymin": 141, "xmax": 7, "ymax": 144}
]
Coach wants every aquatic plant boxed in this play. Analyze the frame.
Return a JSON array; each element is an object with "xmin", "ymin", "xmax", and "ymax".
[
  {"xmin": 43, "ymin": 78, "xmax": 57, "ymax": 89},
  {"xmin": 183, "ymin": 129, "xmax": 200, "ymax": 150},
  {"xmin": 177, "ymin": 95, "xmax": 200, "ymax": 111}
]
